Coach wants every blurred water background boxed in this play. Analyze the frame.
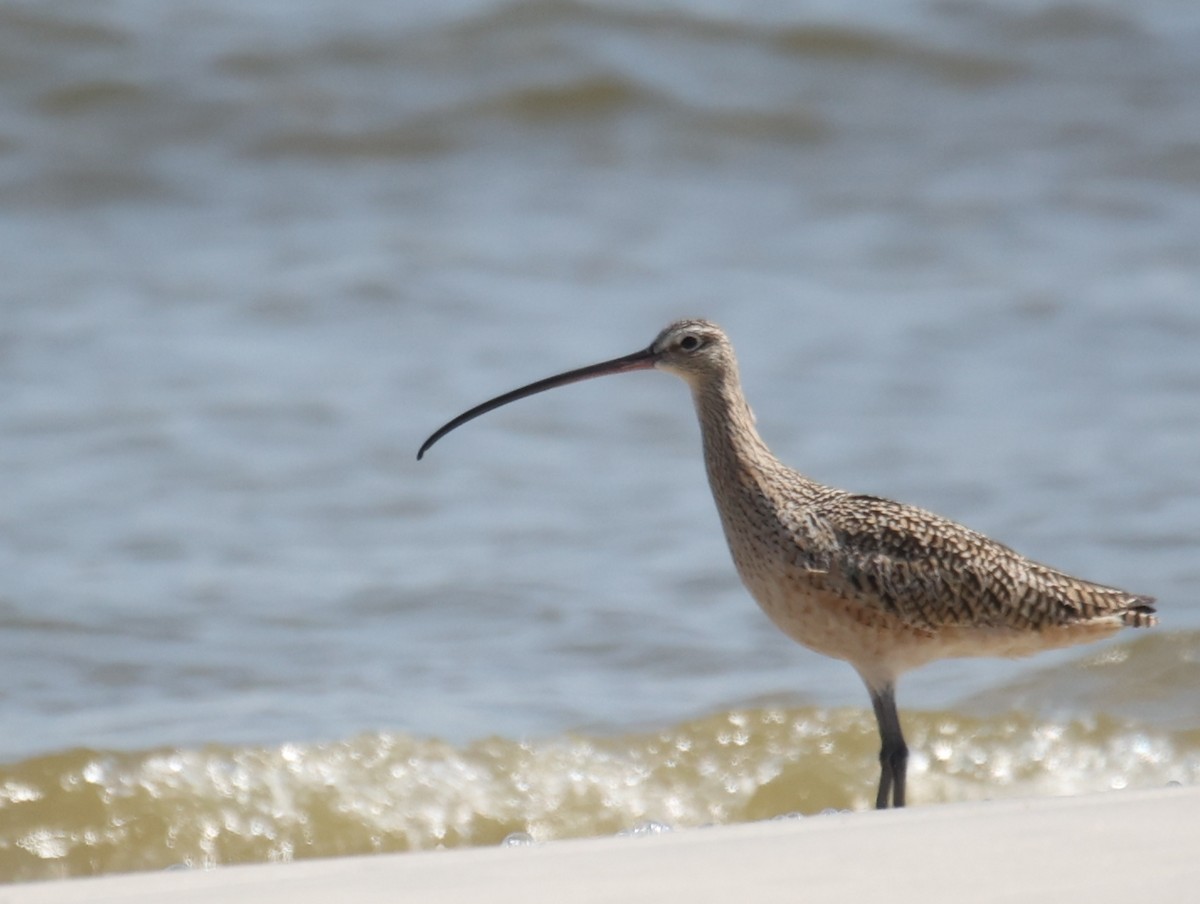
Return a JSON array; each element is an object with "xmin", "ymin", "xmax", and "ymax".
[{"xmin": 1, "ymin": 0, "xmax": 1199, "ymax": 884}]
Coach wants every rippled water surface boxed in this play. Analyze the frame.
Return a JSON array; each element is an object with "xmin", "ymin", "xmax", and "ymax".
[{"xmin": 1, "ymin": 0, "xmax": 1198, "ymax": 884}]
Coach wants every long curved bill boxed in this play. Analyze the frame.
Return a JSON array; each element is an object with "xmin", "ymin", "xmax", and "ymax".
[{"xmin": 417, "ymin": 344, "xmax": 659, "ymax": 459}]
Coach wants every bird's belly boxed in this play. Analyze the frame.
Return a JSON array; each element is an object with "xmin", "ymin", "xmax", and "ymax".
[{"xmin": 741, "ymin": 567, "xmax": 932, "ymax": 669}]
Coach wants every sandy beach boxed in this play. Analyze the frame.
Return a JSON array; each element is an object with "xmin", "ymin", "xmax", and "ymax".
[{"xmin": 6, "ymin": 785, "xmax": 1193, "ymax": 903}]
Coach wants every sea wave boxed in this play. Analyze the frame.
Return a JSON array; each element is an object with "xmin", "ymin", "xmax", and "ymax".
[
  {"xmin": 2, "ymin": 699, "xmax": 1195, "ymax": 884},
  {"xmin": 1, "ymin": 0, "xmax": 1164, "ymax": 175}
]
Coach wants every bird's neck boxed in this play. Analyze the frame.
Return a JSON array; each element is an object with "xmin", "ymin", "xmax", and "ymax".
[
  {"xmin": 689, "ymin": 370, "xmax": 784, "ymax": 492},
  {"xmin": 686, "ymin": 368, "xmax": 824, "ymax": 587}
]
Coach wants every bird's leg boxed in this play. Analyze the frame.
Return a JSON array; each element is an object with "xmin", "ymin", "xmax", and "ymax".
[{"xmin": 869, "ymin": 684, "xmax": 908, "ymax": 809}]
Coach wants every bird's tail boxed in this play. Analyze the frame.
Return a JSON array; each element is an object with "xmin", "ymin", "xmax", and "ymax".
[{"xmin": 1120, "ymin": 595, "xmax": 1158, "ymax": 628}]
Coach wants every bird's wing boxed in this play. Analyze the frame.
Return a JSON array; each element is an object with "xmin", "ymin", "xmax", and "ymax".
[
  {"xmin": 821, "ymin": 494, "xmax": 1151, "ymax": 631},
  {"xmin": 774, "ymin": 498, "xmax": 841, "ymax": 574}
]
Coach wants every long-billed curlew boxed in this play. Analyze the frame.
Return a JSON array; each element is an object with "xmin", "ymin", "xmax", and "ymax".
[{"xmin": 418, "ymin": 319, "xmax": 1157, "ymax": 808}]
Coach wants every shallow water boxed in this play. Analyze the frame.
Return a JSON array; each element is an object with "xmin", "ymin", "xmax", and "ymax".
[{"xmin": 2, "ymin": 0, "xmax": 1199, "ymax": 884}]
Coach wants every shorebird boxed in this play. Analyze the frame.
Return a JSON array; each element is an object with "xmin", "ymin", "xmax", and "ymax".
[{"xmin": 418, "ymin": 319, "xmax": 1157, "ymax": 808}]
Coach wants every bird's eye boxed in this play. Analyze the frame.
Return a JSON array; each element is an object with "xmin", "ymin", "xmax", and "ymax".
[{"xmin": 679, "ymin": 334, "xmax": 701, "ymax": 352}]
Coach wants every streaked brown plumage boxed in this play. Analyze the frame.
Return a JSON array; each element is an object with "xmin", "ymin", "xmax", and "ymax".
[{"xmin": 418, "ymin": 318, "xmax": 1157, "ymax": 808}]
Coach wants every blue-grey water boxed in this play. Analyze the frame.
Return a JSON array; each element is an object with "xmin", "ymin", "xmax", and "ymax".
[{"xmin": 1, "ymin": 0, "xmax": 1198, "ymax": 883}]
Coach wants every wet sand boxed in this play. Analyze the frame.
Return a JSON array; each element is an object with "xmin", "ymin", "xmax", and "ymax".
[{"xmin": 8, "ymin": 785, "xmax": 1193, "ymax": 903}]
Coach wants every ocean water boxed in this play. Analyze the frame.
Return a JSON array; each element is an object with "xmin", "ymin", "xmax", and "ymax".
[{"xmin": 2, "ymin": 0, "xmax": 1199, "ymax": 884}]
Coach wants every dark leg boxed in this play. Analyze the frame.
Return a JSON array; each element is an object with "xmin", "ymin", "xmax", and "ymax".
[{"xmin": 869, "ymin": 684, "xmax": 908, "ymax": 809}]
